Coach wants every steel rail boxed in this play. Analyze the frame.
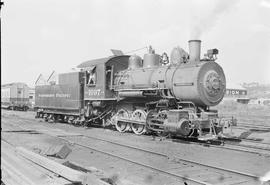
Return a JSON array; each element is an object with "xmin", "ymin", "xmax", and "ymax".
[
  {"xmin": 35, "ymin": 114, "xmax": 270, "ymax": 155},
  {"xmin": 4, "ymin": 119, "xmax": 269, "ymax": 161},
  {"xmin": 236, "ymin": 123, "xmax": 270, "ymax": 129},
  {"xmin": 60, "ymin": 135, "xmax": 259, "ymax": 180},
  {"xmin": 165, "ymin": 137, "xmax": 270, "ymax": 156},
  {"xmin": 80, "ymin": 133, "xmax": 270, "ymax": 157},
  {"xmin": 3, "ymin": 122, "xmax": 260, "ymax": 185},
  {"xmin": 2, "ymin": 123, "xmax": 205, "ymax": 185},
  {"xmin": 219, "ymin": 143, "xmax": 270, "ymax": 156},
  {"xmin": 1, "ymin": 118, "xmax": 262, "ymax": 183},
  {"xmin": 84, "ymin": 133, "xmax": 269, "ymax": 156},
  {"xmin": 225, "ymin": 141, "xmax": 270, "ymax": 151},
  {"xmin": 4, "ymin": 120, "xmax": 257, "ymax": 184},
  {"xmin": 4, "ymin": 119, "xmax": 269, "ymax": 155},
  {"xmin": 81, "ymin": 135, "xmax": 167, "ymax": 157},
  {"xmin": 59, "ymin": 137, "xmax": 211, "ymax": 185},
  {"xmin": 241, "ymin": 138, "xmax": 270, "ymax": 145},
  {"xmin": 236, "ymin": 125, "xmax": 270, "ymax": 129}
]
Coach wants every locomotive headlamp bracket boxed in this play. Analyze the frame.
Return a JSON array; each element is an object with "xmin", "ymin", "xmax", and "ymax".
[
  {"xmin": 207, "ymin": 49, "xmax": 219, "ymax": 55},
  {"xmin": 203, "ymin": 49, "xmax": 219, "ymax": 61}
]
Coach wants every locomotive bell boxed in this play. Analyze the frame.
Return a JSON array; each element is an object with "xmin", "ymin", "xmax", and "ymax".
[
  {"xmin": 143, "ymin": 46, "xmax": 160, "ymax": 68},
  {"xmin": 188, "ymin": 40, "xmax": 201, "ymax": 62}
]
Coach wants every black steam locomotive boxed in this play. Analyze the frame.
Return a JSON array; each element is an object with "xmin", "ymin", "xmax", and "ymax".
[{"xmin": 35, "ymin": 40, "xmax": 230, "ymax": 139}]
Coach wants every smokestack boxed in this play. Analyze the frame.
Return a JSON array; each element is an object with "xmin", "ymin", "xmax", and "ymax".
[{"xmin": 188, "ymin": 40, "xmax": 201, "ymax": 62}]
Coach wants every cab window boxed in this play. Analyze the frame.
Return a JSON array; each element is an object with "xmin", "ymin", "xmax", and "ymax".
[
  {"xmin": 86, "ymin": 66, "xmax": 96, "ymax": 86},
  {"xmin": 106, "ymin": 66, "xmax": 112, "ymax": 89}
]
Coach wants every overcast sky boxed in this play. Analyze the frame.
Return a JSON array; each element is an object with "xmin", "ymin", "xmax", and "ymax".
[{"xmin": 1, "ymin": 0, "xmax": 270, "ymax": 87}]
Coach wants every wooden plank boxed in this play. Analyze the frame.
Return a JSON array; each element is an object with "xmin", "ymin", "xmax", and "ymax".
[
  {"xmin": 1, "ymin": 141, "xmax": 70, "ymax": 185},
  {"xmin": 16, "ymin": 146, "xmax": 87, "ymax": 183},
  {"xmin": 16, "ymin": 147, "xmax": 110, "ymax": 185},
  {"xmin": 62, "ymin": 161, "xmax": 111, "ymax": 185},
  {"xmin": 1, "ymin": 158, "xmax": 35, "ymax": 185}
]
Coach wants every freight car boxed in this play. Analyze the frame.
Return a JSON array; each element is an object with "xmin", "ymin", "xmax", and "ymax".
[
  {"xmin": 1, "ymin": 82, "xmax": 30, "ymax": 111},
  {"xmin": 35, "ymin": 40, "xmax": 232, "ymax": 139}
]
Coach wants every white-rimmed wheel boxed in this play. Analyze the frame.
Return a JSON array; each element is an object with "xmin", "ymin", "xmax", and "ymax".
[
  {"xmin": 131, "ymin": 109, "xmax": 147, "ymax": 135},
  {"xmin": 115, "ymin": 109, "xmax": 131, "ymax": 132}
]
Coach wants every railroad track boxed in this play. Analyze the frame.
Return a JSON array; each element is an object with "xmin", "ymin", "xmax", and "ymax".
[
  {"xmin": 241, "ymin": 138, "xmax": 270, "ymax": 145},
  {"xmin": 3, "ymin": 116, "xmax": 270, "ymax": 156},
  {"xmin": 2, "ymin": 121, "xmax": 262, "ymax": 185},
  {"xmin": 217, "ymin": 141, "xmax": 270, "ymax": 156},
  {"xmin": 61, "ymin": 135, "xmax": 260, "ymax": 185},
  {"xmin": 80, "ymin": 133, "xmax": 270, "ymax": 157},
  {"xmin": 236, "ymin": 122, "xmax": 270, "ymax": 131},
  {"xmin": 1, "ymin": 139, "xmax": 96, "ymax": 185},
  {"xmin": 167, "ymin": 137, "xmax": 270, "ymax": 156}
]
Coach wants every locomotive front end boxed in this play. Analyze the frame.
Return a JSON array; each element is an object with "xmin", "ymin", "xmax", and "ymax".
[
  {"xmin": 171, "ymin": 40, "xmax": 226, "ymax": 107},
  {"xmin": 145, "ymin": 40, "xmax": 228, "ymax": 138},
  {"xmin": 171, "ymin": 61, "xmax": 226, "ymax": 106}
]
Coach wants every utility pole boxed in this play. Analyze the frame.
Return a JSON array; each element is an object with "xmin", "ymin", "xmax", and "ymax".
[{"xmin": 0, "ymin": 1, "xmax": 4, "ymax": 85}]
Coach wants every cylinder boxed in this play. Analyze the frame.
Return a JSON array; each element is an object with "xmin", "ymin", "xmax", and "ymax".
[
  {"xmin": 188, "ymin": 40, "xmax": 201, "ymax": 62},
  {"xmin": 164, "ymin": 111, "xmax": 191, "ymax": 137}
]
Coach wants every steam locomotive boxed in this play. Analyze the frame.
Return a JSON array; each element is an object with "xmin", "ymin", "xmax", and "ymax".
[{"xmin": 35, "ymin": 40, "xmax": 230, "ymax": 139}]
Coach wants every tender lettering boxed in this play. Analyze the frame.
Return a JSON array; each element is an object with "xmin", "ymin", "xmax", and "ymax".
[{"xmin": 38, "ymin": 94, "xmax": 55, "ymax": 97}]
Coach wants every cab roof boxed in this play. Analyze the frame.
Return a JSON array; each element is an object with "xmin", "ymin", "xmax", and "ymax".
[{"xmin": 77, "ymin": 55, "xmax": 130, "ymax": 68}]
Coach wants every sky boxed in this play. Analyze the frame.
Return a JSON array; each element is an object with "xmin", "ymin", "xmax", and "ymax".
[{"xmin": 1, "ymin": 0, "xmax": 270, "ymax": 87}]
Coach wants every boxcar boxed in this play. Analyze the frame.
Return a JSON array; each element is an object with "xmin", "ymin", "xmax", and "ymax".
[{"xmin": 1, "ymin": 82, "xmax": 30, "ymax": 110}]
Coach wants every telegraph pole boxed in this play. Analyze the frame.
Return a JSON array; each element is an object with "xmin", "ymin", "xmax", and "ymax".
[{"xmin": 0, "ymin": 0, "xmax": 4, "ymax": 85}]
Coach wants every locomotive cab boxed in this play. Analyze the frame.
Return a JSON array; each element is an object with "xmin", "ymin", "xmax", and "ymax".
[{"xmin": 77, "ymin": 55, "xmax": 130, "ymax": 100}]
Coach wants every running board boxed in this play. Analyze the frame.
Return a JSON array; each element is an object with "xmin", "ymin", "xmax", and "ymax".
[{"xmin": 116, "ymin": 118, "xmax": 145, "ymax": 125}]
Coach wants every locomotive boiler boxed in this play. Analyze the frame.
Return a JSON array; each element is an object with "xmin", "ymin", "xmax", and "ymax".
[
  {"xmin": 35, "ymin": 40, "xmax": 230, "ymax": 139},
  {"xmin": 114, "ymin": 40, "xmax": 225, "ymax": 107}
]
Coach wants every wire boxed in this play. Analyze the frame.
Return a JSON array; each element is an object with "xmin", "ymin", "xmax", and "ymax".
[{"xmin": 124, "ymin": 46, "xmax": 148, "ymax": 54}]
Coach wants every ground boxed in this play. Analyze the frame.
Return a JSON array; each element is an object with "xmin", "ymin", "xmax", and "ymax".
[{"xmin": 1, "ymin": 108, "xmax": 270, "ymax": 185}]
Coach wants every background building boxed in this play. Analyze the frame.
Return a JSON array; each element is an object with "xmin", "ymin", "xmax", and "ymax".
[
  {"xmin": 223, "ymin": 83, "xmax": 249, "ymax": 104},
  {"xmin": 28, "ymin": 88, "xmax": 35, "ymax": 108}
]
